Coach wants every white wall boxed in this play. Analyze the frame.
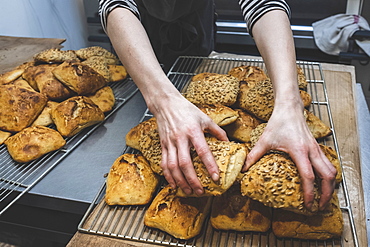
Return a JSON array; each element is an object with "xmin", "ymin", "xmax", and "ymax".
[{"xmin": 0, "ymin": 0, "xmax": 89, "ymax": 50}]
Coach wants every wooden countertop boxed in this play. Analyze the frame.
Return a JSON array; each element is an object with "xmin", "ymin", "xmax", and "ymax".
[{"xmin": 67, "ymin": 55, "xmax": 368, "ymax": 246}]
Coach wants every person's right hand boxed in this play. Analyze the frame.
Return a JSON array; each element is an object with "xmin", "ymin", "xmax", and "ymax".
[{"xmin": 152, "ymin": 92, "xmax": 229, "ymax": 196}]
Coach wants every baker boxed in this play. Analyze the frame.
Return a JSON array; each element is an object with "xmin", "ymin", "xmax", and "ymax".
[{"xmin": 98, "ymin": 0, "xmax": 337, "ymax": 211}]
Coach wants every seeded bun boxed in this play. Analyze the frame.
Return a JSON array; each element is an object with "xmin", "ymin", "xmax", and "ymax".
[
  {"xmin": 196, "ymin": 104, "xmax": 238, "ymax": 126},
  {"xmin": 184, "ymin": 73, "xmax": 240, "ymax": 106}
]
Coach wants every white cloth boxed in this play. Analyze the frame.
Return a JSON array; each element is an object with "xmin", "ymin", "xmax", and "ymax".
[{"xmin": 312, "ymin": 14, "xmax": 370, "ymax": 57}]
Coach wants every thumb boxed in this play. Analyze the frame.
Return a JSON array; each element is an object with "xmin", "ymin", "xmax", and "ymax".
[{"xmin": 243, "ymin": 140, "xmax": 270, "ymax": 172}]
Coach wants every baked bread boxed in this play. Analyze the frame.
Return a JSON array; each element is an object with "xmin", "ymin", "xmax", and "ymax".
[
  {"xmin": 272, "ymin": 192, "xmax": 343, "ymax": 240},
  {"xmin": 183, "ymin": 73, "xmax": 240, "ymax": 106},
  {"xmin": 82, "ymin": 56, "xmax": 111, "ymax": 82},
  {"xmin": 0, "ymin": 84, "xmax": 48, "ymax": 132},
  {"xmin": 105, "ymin": 153, "xmax": 160, "ymax": 205},
  {"xmin": 304, "ymin": 109, "xmax": 332, "ymax": 139},
  {"xmin": 31, "ymin": 101, "xmax": 59, "ymax": 126},
  {"xmin": 75, "ymin": 46, "xmax": 119, "ymax": 64},
  {"xmin": 300, "ymin": 90, "xmax": 312, "ymax": 108},
  {"xmin": 176, "ymin": 137, "xmax": 247, "ymax": 197},
  {"xmin": 87, "ymin": 86, "xmax": 115, "ymax": 113},
  {"xmin": 297, "ymin": 65, "xmax": 308, "ymax": 90},
  {"xmin": 196, "ymin": 104, "xmax": 238, "ymax": 126},
  {"xmin": 0, "ymin": 130, "xmax": 11, "ymax": 145},
  {"xmin": 33, "ymin": 64, "xmax": 76, "ymax": 101},
  {"xmin": 240, "ymin": 152, "xmax": 320, "ymax": 215},
  {"xmin": 107, "ymin": 65, "xmax": 128, "ymax": 82},
  {"xmin": 51, "ymin": 96, "xmax": 105, "ymax": 137},
  {"xmin": 125, "ymin": 117, "xmax": 157, "ymax": 151},
  {"xmin": 9, "ymin": 79, "xmax": 35, "ymax": 91},
  {"xmin": 0, "ymin": 67, "xmax": 25, "ymax": 85},
  {"xmin": 210, "ymin": 183, "xmax": 271, "ymax": 232},
  {"xmin": 52, "ymin": 61, "xmax": 107, "ymax": 95},
  {"xmin": 223, "ymin": 109, "xmax": 262, "ymax": 143},
  {"xmin": 228, "ymin": 65, "xmax": 268, "ymax": 87},
  {"xmin": 237, "ymin": 79, "xmax": 311, "ymax": 121},
  {"xmin": 4, "ymin": 126, "xmax": 66, "ymax": 163},
  {"xmin": 125, "ymin": 117, "xmax": 163, "ymax": 174},
  {"xmin": 144, "ymin": 185, "xmax": 212, "ymax": 240},
  {"xmin": 33, "ymin": 48, "xmax": 79, "ymax": 63},
  {"xmin": 320, "ymin": 144, "xmax": 342, "ymax": 184}
]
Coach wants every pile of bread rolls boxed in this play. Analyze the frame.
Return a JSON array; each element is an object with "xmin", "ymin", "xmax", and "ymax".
[
  {"xmin": 105, "ymin": 65, "xmax": 343, "ymax": 241},
  {"xmin": 0, "ymin": 46, "xmax": 127, "ymax": 163}
]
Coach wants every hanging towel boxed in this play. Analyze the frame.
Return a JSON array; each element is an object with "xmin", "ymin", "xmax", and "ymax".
[{"xmin": 312, "ymin": 13, "xmax": 370, "ymax": 57}]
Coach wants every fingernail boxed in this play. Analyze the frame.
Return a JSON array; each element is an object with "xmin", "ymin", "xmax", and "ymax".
[
  {"xmin": 195, "ymin": 189, "xmax": 204, "ymax": 196},
  {"xmin": 183, "ymin": 188, "xmax": 192, "ymax": 195},
  {"xmin": 212, "ymin": 173, "xmax": 219, "ymax": 181}
]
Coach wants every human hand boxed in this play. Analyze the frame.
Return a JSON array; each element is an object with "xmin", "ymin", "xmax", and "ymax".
[
  {"xmin": 153, "ymin": 94, "xmax": 228, "ymax": 196},
  {"xmin": 242, "ymin": 104, "xmax": 337, "ymax": 211}
]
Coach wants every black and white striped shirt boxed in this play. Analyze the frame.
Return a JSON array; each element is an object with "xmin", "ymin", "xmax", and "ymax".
[{"xmin": 98, "ymin": 0, "xmax": 290, "ymax": 35}]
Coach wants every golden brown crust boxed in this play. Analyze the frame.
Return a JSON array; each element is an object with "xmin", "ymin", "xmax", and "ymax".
[
  {"xmin": 304, "ymin": 109, "xmax": 332, "ymax": 139},
  {"xmin": 52, "ymin": 61, "xmax": 107, "ymax": 95},
  {"xmin": 0, "ymin": 68, "xmax": 25, "ymax": 85},
  {"xmin": 0, "ymin": 84, "xmax": 48, "ymax": 132},
  {"xmin": 196, "ymin": 104, "xmax": 238, "ymax": 126},
  {"xmin": 31, "ymin": 101, "xmax": 59, "ymax": 127},
  {"xmin": 81, "ymin": 56, "xmax": 111, "ymax": 82},
  {"xmin": 107, "ymin": 65, "xmax": 128, "ymax": 82},
  {"xmin": 319, "ymin": 144, "xmax": 342, "ymax": 184},
  {"xmin": 87, "ymin": 86, "xmax": 116, "ymax": 113},
  {"xmin": 4, "ymin": 126, "xmax": 66, "ymax": 163},
  {"xmin": 272, "ymin": 193, "xmax": 343, "ymax": 240},
  {"xmin": 33, "ymin": 48, "xmax": 79, "ymax": 63},
  {"xmin": 176, "ymin": 137, "xmax": 247, "ymax": 197},
  {"xmin": 51, "ymin": 96, "xmax": 105, "ymax": 137},
  {"xmin": 105, "ymin": 153, "xmax": 160, "ymax": 205},
  {"xmin": 125, "ymin": 117, "xmax": 158, "ymax": 151},
  {"xmin": 0, "ymin": 130, "xmax": 11, "ymax": 145},
  {"xmin": 9, "ymin": 79, "xmax": 35, "ymax": 92},
  {"xmin": 228, "ymin": 65, "xmax": 268, "ymax": 85},
  {"xmin": 184, "ymin": 73, "xmax": 240, "ymax": 106},
  {"xmin": 223, "ymin": 109, "xmax": 262, "ymax": 143},
  {"xmin": 210, "ymin": 184, "xmax": 271, "ymax": 232},
  {"xmin": 75, "ymin": 46, "xmax": 119, "ymax": 64},
  {"xmin": 300, "ymin": 90, "xmax": 312, "ymax": 108},
  {"xmin": 32, "ymin": 64, "xmax": 76, "ymax": 101},
  {"xmin": 240, "ymin": 152, "xmax": 320, "ymax": 215},
  {"xmin": 144, "ymin": 185, "xmax": 212, "ymax": 240},
  {"xmin": 297, "ymin": 65, "xmax": 308, "ymax": 90}
]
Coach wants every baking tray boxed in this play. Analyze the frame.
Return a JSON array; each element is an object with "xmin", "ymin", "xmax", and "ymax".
[
  {"xmin": 0, "ymin": 78, "xmax": 139, "ymax": 216},
  {"xmin": 77, "ymin": 56, "xmax": 359, "ymax": 247}
]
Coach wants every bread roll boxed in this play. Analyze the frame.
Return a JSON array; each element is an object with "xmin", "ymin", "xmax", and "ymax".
[
  {"xmin": 210, "ymin": 184, "xmax": 271, "ymax": 232},
  {"xmin": 240, "ymin": 152, "xmax": 321, "ymax": 215},
  {"xmin": 105, "ymin": 153, "xmax": 160, "ymax": 205},
  {"xmin": 4, "ymin": 126, "xmax": 66, "ymax": 163},
  {"xmin": 33, "ymin": 48, "xmax": 79, "ymax": 63},
  {"xmin": 82, "ymin": 56, "xmax": 111, "ymax": 82},
  {"xmin": 75, "ymin": 46, "xmax": 119, "ymax": 64},
  {"xmin": 176, "ymin": 137, "xmax": 247, "ymax": 197},
  {"xmin": 52, "ymin": 61, "xmax": 107, "ymax": 95},
  {"xmin": 319, "ymin": 144, "xmax": 342, "ymax": 184},
  {"xmin": 183, "ymin": 73, "xmax": 240, "ymax": 106},
  {"xmin": 304, "ymin": 109, "xmax": 332, "ymax": 139},
  {"xmin": 144, "ymin": 185, "xmax": 212, "ymax": 240},
  {"xmin": 51, "ymin": 96, "xmax": 105, "ymax": 137},
  {"xmin": 228, "ymin": 65, "xmax": 268, "ymax": 88},
  {"xmin": 0, "ymin": 84, "xmax": 48, "ymax": 132},
  {"xmin": 32, "ymin": 101, "xmax": 59, "ymax": 126},
  {"xmin": 0, "ymin": 130, "xmax": 11, "ymax": 145},
  {"xmin": 223, "ymin": 109, "xmax": 262, "ymax": 143},
  {"xmin": 87, "ymin": 86, "xmax": 115, "ymax": 113},
  {"xmin": 272, "ymin": 193, "xmax": 343, "ymax": 240},
  {"xmin": 196, "ymin": 104, "xmax": 238, "ymax": 126},
  {"xmin": 107, "ymin": 65, "xmax": 128, "ymax": 82},
  {"xmin": 297, "ymin": 65, "xmax": 308, "ymax": 90}
]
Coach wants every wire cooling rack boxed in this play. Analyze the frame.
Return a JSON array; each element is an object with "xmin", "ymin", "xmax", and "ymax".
[
  {"xmin": 0, "ymin": 78, "xmax": 138, "ymax": 216},
  {"xmin": 77, "ymin": 56, "xmax": 359, "ymax": 247}
]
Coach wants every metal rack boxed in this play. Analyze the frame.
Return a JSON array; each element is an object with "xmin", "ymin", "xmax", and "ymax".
[
  {"xmin": 0, "ymin": 78, "xmax": 138, "ymax": 216},
  {"xmin": 77, "ymin": 56, "xmax": 359, "ymax": 247}
]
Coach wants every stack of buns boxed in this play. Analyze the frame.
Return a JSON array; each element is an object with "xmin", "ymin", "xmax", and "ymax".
[
  {"xmin": 0, "ymin": 46, "xmax": 128, "ymax": 163},
  {"xmin": 103, "ymin": 64, "xmax": 343, "ymax": 241}
]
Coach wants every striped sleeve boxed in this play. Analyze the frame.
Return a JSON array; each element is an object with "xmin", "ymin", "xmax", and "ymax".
[
  {"xmin": 98, "ymin": 0, "xmax": 140, "ymax": 34},
  {"xmin": 238, "ymin": 0, "xmax": 291, "ymax": 35}
]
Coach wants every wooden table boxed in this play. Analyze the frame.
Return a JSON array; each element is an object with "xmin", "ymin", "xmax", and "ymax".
[{"xmin": 67, "ymin": 54, "xmax": 368, "ymax": 246}]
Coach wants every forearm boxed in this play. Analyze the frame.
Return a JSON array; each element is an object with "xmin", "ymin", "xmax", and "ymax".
[
  {"xmin": 252, "ymin": 10, "xmax": 303, "ymax": 109},
  {"xmin": 106, "ymin": 7, "xmax": 181, "ymax": 113}
]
